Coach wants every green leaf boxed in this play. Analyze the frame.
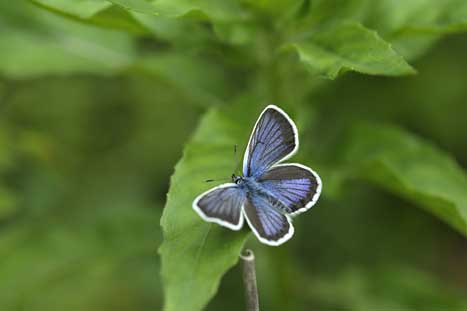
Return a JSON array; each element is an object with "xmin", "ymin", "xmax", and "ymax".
[
  {"xmin": 159, "ymin": 100, "xmax": 265, "ymax": 311},
  {"xmin": 82, "ymin": 0, "xmax": 243, "ymax": 20},
  {"xmin": 367, "ymin": 0, "xmax": 467, "ymax": 35},
  {"xmin": 37, "ymin": 0, "xmax": 246, "ymax": 21},
  {"xmin": 31, "ymin": 0, "xmax": 150, "ymax": 33},
  {"xmin": 364, "ymin": 0, "xmax": 467, "ymax": 59},
  {"xmin": 0, "ymin": 2, "xmax": 136, "ymax": 78},
  {"xmin": 284, "ymin": 21, "xmax": 415, "ymax": 79},
  {"xmin": 345, "ymin": 123, "xmax": 467, "ymax": 236},
  {"xmin": 30, "ymin": 0, "xmax": 111, "ymax": 18},
  {"xmin": 108, "ymin": 0, "xmax": 159, "ymax": 15},
  {"xmin": 0, "ymin": 28, "xmax": 134, "ymax": 78},
  {"xmin": 150, "ymin": 0, "xmax": 246, "ymax": 21},
  {"xmin": 292, "ymin": 1, "xmax": 467, "ymax": 61}
]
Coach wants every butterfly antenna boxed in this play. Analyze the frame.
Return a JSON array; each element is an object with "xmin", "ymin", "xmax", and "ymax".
[
  {"xmin": 205, "ymin": 144, "xmax": 241, "ymax": 183},
  {"xmin": 204, "ymin": 177, "xmax": 230, "ymax": 183},
  {"xmin": 233, "ymin": 144, "xmax": 241, "ymax": 175}
]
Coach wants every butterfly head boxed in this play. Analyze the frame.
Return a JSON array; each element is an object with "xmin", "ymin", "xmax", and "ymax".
[{"xmin": 231, "ymin": 174, "xmax": 244, "ymax": 185}]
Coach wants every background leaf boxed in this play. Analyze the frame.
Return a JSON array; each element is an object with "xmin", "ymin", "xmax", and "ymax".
[
  {"xmin": 284, "ymin": 21, "xmax": 415, "ymax": 78},
  {"xmin": 32, "ymin": 0, "xmax": 112, "ymax": 18},
  {"xmin": 150, "ymin": 0, "xmax": 246, "ymax": 20},
  {"xmin": 108, "ymin": 0, "xmax": 159, "ymax": 15},
  {"xmin": 344, "ymin": 123, "xmax": 467, "ymax": 235},
  {"xmin": 0, "ymin": 2, "xmax": 136, "ymax": 78},
  {"xmin": 365, "ymin": 0, "xmax": 467, "ymax": 59},
  {"xmin": 31, "ymin": 0, "xmax": 149, "ymax": 33}
]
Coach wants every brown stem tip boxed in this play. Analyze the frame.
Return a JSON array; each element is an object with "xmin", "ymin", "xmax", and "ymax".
[{"xmin": 240, "ymin": 249, "xmax": 259, "ymax": 311}]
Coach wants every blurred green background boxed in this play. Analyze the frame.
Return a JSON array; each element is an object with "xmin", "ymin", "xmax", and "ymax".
[{"xmin": 1, "ymin": 1, "xmax": 467, "ymax": 310}]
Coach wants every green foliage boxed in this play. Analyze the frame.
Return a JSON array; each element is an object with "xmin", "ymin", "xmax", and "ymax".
[
  {"xmin": 1, "ymin": 1, "xmax": 467, "ymax": 311},
  {"xmin": 31, "ymin": 0, "xmax": 148, "ymax": 33},
  {"xmin": 149, "ymin": 0, "xmax": 246, "ymax": 20},
  {"xmin": 0, "ymin": 127, "xmax": 17, "ymax": 220},
  {"xmin": 0, "ymin": 1, "xmax": 136, "ymax": 77},
  {"xmin": 0, "ymin": 206, "xmax": 162, "ymax": 310},
  {"xmin": 107, "ymin": 0, "xmax": 159, "ymax": 15},
  {"xmin": 344, "ymin": 123, "xmax": 467, "ymax": 235},
  {"xmin": 285, "ymin": 21, "xmax": 415, "ymax": 78},
  {"xmin": 0, "ymin": 74, "xmax": 199, "ymax": 310},
  {"xmin": 365, "ymin": 0, "xmax": 467, "ymax": 35},
  {"xmin": 307, "ymin": 266, "xmax": 467, "ymax": 309},
  {"xmin": 365, "ymin": 0, "xmax": 467, "ymax": 59},
  {"xmin": 32, "ymin": 0, "xmax": 112, "ymax": 18}
]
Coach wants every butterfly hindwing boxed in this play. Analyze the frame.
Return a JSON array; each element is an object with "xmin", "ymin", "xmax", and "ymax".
[
  {"xmin": 192, "ymin": 184, "xmax": 246, "ymax": 230},
  {"xmin": 243, "ymin": 105, "xmax": 298, "ymax": 178},
  {"xmin": 258, "ymin": 163, "xmax": 322, "ymax": 215},
  {"xmin": 243, "ymin": 192, "xmax": 294, "ymax": 246}
]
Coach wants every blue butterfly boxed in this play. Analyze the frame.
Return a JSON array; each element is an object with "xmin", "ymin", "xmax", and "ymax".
[{"xmin": 193, "ymin": 105, "xmax": 322, "ymax": 246}]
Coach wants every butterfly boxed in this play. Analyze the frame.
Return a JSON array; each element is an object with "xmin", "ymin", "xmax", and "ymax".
[{"xmin": 193, "ymin": 105, "xmax": 322, "ymax": 246}]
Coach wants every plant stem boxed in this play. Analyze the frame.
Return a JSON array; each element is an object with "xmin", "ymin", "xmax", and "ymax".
[{"xmin": 240, "ymin": 249, "xmax": 260, "ymax": 311}]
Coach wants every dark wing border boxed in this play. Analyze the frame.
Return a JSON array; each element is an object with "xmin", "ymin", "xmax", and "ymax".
[
  {"xmin": 262, "ymin": 163, "xmax": 322, "ymax": 216},
  {"xmin": 242, "ymin": 196, "xmax": 295, "ymax": 246},
  {"xmin": 242, "ymin": 105, "xmax": 299, "ymax": 177},
  {"xmin": 192, "ymin": 183, "xmax": 245, "ymax": 230}
]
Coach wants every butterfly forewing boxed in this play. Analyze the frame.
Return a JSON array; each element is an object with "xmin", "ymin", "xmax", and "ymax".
[
  {"xmin": 193, "ymin": 184, "xmax": 246, "ymax": 230},
  {"xmin": 258, "ymin": 164, "xmax": 322, "ymax": 215},
  {"xmin": 243, "ymin": 106, "xmax": 298, "ymax": 178}
]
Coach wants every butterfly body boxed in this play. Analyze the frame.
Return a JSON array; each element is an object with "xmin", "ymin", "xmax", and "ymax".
[
  {"xmin": 232, "ymin": 175, "xmax": 257, "ymax": 190},
  {"xmin": 193, "ymin": 105, "xmax": 322, "ymax": 246},
  {"xmin": 233, "ymin": 175, "xmax": 292, "ymax": 213}
]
